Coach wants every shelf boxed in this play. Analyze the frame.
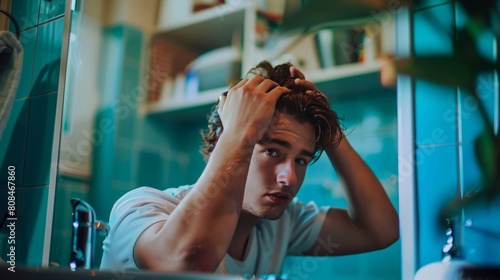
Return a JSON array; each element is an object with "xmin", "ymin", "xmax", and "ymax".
[
  {"xmin": 310, "ymin": 61, "xmax": 394, "ymax": 99},
  {"xmin": 306, "ymin": 61, "xmax": 383, "ymax": 83},
  {"xmin": 146, "ymin": 87, "xmax": 224, "ymax": 122},
  {"xmin": 145, "ymin": 62, "xmax": 392, "ymax": 122},
  {"xmin": 153, "ymin": 3, "xmax": 249, "ymax": 53}
]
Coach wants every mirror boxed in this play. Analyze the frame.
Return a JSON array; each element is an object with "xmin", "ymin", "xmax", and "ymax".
[{"xmin": 50, "ymin": 0, "xmax": 401, "ymax": 278}]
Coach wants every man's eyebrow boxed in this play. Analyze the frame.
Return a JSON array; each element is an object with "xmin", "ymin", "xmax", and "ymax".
[{"xmin": 259, "ymin": 137, "xmax": 315, "ymax": 158}]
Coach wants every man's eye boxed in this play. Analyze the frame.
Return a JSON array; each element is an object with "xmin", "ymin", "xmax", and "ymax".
[
  {"xmin": 296, "ymin": 158, "xmax": 308, "ymax": 166},
  {"xmin": 265, "ymin": 149, "xmax": 278, "ymax": 157}
]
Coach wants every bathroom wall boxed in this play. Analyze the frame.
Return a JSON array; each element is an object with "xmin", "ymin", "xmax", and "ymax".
[
  {"xmin": 0, "ymin": 0, "xmax": 66, "ymax": 266},
  {"xmin": 409, "ymin": 0, "xmax": 500, "ymax": 273}
]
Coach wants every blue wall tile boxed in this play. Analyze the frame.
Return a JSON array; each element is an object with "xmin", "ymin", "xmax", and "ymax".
[
  {"xmin": 415, "ymin": 79, "xmax": 457, "ymax": 146},
  {"xmin": 115, "ymin": 25, "xmax": 143, "ymax": 141},
  {"xmin": 23, "ymin": 92, "xmax": 57, "ymax": 186},
  {"xmin": 17, "ymin": 185, "xmax": 49, "ymax": 265},
  {"xmin": 414, "ymin": 3, "xmax": 454, "ymax": 56},
  {"xmin": 460, "ymin": 75, "xmax": 497, "ymax": 145},
  {"xmin": 460, "ymin": 143, "xmax": 483, "ymax": 195},
  {"xmin": 416, "ymin": 145, "xmax": 459, "ymax": 267},
  {"xmin": 137, "ymin": 148, "xmax": 167, "ymax": 188},
  {"xmin": 303, "ymin": 153, "xmax": 336, "ymax": 186},
  {"xmin": 88, "ymin": 107, "xmax": 116, "ymax": 220},
  {"xmin": 31, "ymin": 17, "xmax": 63, "ymax": 96},
  {"xmin": 116, "ymin": 63, "xmax": 140, "ymax": 140},
  {"xmin": 98, "ymin": 28, "xmax": 124, "ymax": 106},
  {"xmin": 38, "ymin": 0, "xmax": 66, "ymax": 24},
  {"xmin": 9, "ymin": 0, "xmax": 40, "ymax": 32},
  {"xmin": 113, "ymin": 144, "xmax": 133, "ymax": 183},
  {"xmin": 17, "ymin": 28, "xmax": 37, "ymax": 99},
  {"xmin": 0, "ymin": 99, "xmax": 29, "ymax": 188}
]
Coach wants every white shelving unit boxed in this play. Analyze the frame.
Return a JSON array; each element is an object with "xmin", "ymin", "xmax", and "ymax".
[
  {"xmin": 146, "ymin": 1, "xmax": 392, "ymax": 120},
  {"xmin": 153, "ymin": 3, "xmax": 250, "ymax": 53}
]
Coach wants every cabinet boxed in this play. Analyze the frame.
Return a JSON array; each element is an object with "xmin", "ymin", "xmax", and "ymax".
[{"xmin": 145, "ymin": 1, "xmax": 393, "ymax": 122}]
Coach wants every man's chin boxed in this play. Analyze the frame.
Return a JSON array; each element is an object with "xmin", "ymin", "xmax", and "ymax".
[{"xmin": 260, "ymin": 209, "xmax": 285, "ymax": 220}]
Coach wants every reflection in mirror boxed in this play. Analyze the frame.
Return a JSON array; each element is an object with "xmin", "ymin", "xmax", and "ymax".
[{"xmin": 50, "ymin": 0, "xmax": 400, "ymax": 278}]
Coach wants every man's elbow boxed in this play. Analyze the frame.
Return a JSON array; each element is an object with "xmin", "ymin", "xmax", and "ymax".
[{"xmin": 376, "ymin": 218, "xmax": 400, "ymax": 249}]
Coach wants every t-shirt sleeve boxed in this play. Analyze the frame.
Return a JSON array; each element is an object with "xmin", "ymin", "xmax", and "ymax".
[
  {"xmin": 286, "ymin": 198, "xmax": 328, "ymax": 255},
  {"xmin": 100, "ymin": 186, "xmax": 184, "ymax": 270}
]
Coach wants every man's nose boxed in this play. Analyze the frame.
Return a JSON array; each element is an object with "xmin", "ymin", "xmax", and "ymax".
[{"xmin": 277, "ymin": 161, "xmax": 297, "ymax": 187}]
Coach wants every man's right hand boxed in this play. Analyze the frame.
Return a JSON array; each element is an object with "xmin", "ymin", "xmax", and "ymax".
[{"xmin": 217, "ymin": 75, "xmax": 290, "ymax": 146}]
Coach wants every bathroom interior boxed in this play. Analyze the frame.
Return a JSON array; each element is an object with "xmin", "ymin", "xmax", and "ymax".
[{"xmin": 0, "ymin": 0, "xmax": 499, "ymax": 279}]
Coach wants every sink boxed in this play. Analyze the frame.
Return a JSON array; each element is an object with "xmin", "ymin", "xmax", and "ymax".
[{"xmin": 0, "ymin": 265, "xmax": 243, "ymax": 280}]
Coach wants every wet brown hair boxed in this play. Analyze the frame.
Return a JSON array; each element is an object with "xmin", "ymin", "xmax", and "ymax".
[{"xmin": 200, "ymin": 61, "xmax": 343, "ymax": 163}]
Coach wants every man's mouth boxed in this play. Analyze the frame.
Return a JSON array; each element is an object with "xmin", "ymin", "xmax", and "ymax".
[{"xmin": 266, "ymin": 193, "xmax": 290, "ymax": 204}]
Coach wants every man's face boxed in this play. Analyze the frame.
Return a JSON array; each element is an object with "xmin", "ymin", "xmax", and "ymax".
[{"xmin": 242, "ymin": 112, "xmax": 316, "ymax": 220}]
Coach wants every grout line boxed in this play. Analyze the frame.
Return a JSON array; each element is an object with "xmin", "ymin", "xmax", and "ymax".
[
  {"xmin": 20, "ymin": 97, "xmax": 31, "ymax": 188},
  {"xmin": 413, "ymin": 1, "xmax": 453, "ymax": 12}
]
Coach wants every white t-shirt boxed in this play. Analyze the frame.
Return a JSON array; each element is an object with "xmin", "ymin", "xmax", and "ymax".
[{"xmin": 100, "ymin": 185, "xmax": 327, "ymax": 276}]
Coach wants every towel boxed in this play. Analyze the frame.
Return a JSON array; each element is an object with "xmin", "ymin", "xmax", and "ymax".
[{"xmin": 0, "ymin": 31, "xmax": 23, "ymax": 140}]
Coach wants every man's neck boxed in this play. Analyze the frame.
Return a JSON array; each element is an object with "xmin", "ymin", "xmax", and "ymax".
[{"xmin": 227, "ymin": 212, "xmax": 258, "ymax": 261}]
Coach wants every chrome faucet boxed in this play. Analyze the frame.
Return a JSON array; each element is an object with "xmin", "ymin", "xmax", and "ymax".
[
  {"xmin": 442, "ymin": 218, "xmax": 460, "ymax": 262},
  {"xmin": 69, "ymin": 198, "xmax": 109, "ymax": 270}
]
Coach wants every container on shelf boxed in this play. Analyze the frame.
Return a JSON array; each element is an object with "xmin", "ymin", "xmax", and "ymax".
[{"xmin": 185, "ymin": 46, "xmax": 242, "ymax": 98}]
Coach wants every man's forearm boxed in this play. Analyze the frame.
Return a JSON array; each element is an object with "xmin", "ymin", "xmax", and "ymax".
[
  {"xmin": 325, "ymin": 136, "xmax": 399, "ymax": 247},
  {"xmin": 136, "ymin": 133, "xmax": 255, "ymax": 272}
]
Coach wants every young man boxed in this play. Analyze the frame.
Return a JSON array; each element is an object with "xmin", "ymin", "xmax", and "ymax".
[{"xmin": 100, "ymin": 61, "xmax": 399, "ymax": 276}]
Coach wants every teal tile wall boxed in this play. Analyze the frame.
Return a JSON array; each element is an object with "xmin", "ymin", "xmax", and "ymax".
[
  {"xmin": 137, "ymin": 148, "xmax": 167, "ymax": 187},
  {"xmin": 411, "ymin": 0, "xmax": 500, "ymax": 272},
  {"xmin": 38, "ymin": 0, "xmax": 66, "ymax": 24},
  {"xmin": 414, "ymin": 3, "xmax": 454, "ymax": 56},
  {"xmin": 17, "ymin": 28, "xmax": 36, "ymax": 99},
  {"xmin": 113, "ymin": 144, "xmax": 134, "ymax": 184},
  {"xmin": 88, "ymin": 107, "xmax": 116, "ymax": 220},
  {"xmin": 17, "ymin": 186, "xmax": 48, "ymax": 265},
  {"xmin": 414, "ymin": 80, "xmax": 457, "ymax": 145},
  {"xmin": 23, "ymin": 92, "xmax": 57, "ymax": 186},
  {"xmin": 32, "ymin": 18, "xmax": 64, "ymax": 96},
  {"xmin": 459, "ymin": 74, "xmax": 497, "ymax": 144},
  {"xmin": 0, "ymin": 99, "xmax": 28, "ymax": 188},
  {"xmin": 416, "ymin": 145, "xmax": 459, "ymax": 266},
  {"xmin": 1, "ymin": 0, "xmax": 66, "ymax": 267},
  {"xmin": 115, "ymin": 27, "xmax": 143, "ymax": 141},
  {"xmin": 9, "ymin": 0, "xmax": 40, "ymax": 32}
]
